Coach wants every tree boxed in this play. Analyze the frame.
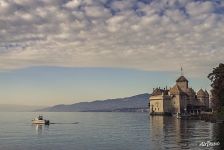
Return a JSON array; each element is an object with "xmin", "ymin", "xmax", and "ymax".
[{"xmin": 208, "ymin": 63, "xmax": 224, "ymax": 112}]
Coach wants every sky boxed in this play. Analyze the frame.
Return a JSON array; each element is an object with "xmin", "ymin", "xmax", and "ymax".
[{"xmin": 0, "ymin": 0, "xmax": 223, "ymax": 105}]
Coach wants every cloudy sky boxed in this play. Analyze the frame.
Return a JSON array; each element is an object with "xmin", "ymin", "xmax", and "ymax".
[{"xmin": 0, "ymin": 0, "xmax": 223, "ymax": 105}]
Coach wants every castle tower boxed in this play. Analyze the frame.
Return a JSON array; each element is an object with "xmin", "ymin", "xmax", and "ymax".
[
  {"xmin": 197, "ymin": 89, "xmax": 206, "ymax": 106},
  {"xmin": 176, "ymin": 67, "xmax": 188, "ymax": 91}
]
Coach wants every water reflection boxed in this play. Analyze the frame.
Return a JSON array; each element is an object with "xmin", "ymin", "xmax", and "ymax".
[
  {"xmin": 149, "ymin": 116, "xmax": 216, "ymax": 150},
  {"xmin": 32, "ymin": 124, "xmax": 49, "ymax": 135},
  {"xmin": 213, "ymin": 123, "xmax": 224, "ymax": 150}
]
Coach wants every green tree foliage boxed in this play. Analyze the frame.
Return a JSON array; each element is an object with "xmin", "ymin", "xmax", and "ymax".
[{"xmin": 208, "ymin": 63, "xmax": 224, "ymax": 112}]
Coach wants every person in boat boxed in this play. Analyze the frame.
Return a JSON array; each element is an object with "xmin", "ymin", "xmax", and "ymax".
[{"xmin": 38, "ymin": 115, "xmax": 43, "ymax": 120}]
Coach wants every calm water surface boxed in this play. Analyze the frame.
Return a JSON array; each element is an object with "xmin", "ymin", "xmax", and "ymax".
[{"xmin": 0, "ymin": 112, "xmax": 223, "ymax": 150}]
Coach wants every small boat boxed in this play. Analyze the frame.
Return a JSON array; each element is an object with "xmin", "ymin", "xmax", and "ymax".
[{"xmin": 32, "ymin": 115, "xmax": 50, "ymax": 125}]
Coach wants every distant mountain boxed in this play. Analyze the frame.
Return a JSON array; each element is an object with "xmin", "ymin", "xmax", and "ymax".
[
  {"xmin": 39, "ymin": 93, "xmax": 150, "ymax": 112},
  {"xmin": 0, "ymin": 104, "xmax": 46, "ymax": 112}
]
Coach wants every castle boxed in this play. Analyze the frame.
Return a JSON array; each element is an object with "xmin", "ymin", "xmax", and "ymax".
[{"xmin": 149, "ymin": 70, "xmax": 210, "ymax": 115}]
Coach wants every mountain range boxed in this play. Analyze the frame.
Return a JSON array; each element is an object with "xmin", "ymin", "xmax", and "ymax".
[
  {"xmin": 0, "ymin": 104, "xmax": 46, "ymax": 112},
  {"xmin": 39, "ymin": 93, "xmax": 150, "ymax": 112}
]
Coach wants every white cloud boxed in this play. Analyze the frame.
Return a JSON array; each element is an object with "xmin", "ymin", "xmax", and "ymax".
[
  {"xmin": 0, "ymin": 0, "xmax": 224, "ymax": 76},
  {"xmin": 85, "ymin": 5, "xmax": 111, "ymax": 18},
  {"xmin": 186, "ymin": 1, "xmax": 215, "ymax": 16},
  {"xmin": 64, "ymin": 0, "xmax": 82, "ymax": 9}
]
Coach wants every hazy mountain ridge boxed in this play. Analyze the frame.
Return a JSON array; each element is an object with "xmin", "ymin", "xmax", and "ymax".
[
  {"xmin": 0, "ymin": 104, "xmax": 46, "ymax": 112},
  {"xmin": 39, "ymin": 93, "xmax": 150, "ymax": 112}
]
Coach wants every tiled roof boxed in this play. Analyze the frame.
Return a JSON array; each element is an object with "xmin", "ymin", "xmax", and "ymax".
[
  {"xmin": 151, "ymin": 88, "xmax": 169, "ymax": 96},
  {"xmin": 186, "ymin": 88, "xmax": 196, "ymax": 95},
  {"xmin": 170, "ymin": 84, "xmax": 183, "ymax": 94},
  {"xmin": 176, "ymin": 76, "xmax": 188, "ymax": 82},
  {"xmin": 197, "ymin": 89, "xmax": 206, "ymax": 96},
  {"xmin": 205, "ymin": 90, "xmax": 209, "ymax": 96}
]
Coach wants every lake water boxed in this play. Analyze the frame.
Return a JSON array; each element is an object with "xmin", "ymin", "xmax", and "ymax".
[{"xmin": 0, "ymin": 112, "xmax": 223, "ymax": 150}]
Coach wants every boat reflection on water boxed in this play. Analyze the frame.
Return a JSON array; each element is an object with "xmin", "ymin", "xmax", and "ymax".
[{"xmin": 32, "ymin": 124, "xmax": 49, "ymax": 135}]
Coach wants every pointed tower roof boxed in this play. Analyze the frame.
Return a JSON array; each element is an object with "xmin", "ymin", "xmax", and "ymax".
[
  {"xmin": 197, "ymin": 89, "xmax": 206, "ymax": 96},
  {"xmin": 176, "ymin": 67, "xmax": 188, "ymax": 82},
  {"xmin": 204, "ymin": 90, "xmax": 209, "ymax": 96},
  {"xmin": 176, "ymin": 76, "xmax": 188, "ymax": 82}
]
